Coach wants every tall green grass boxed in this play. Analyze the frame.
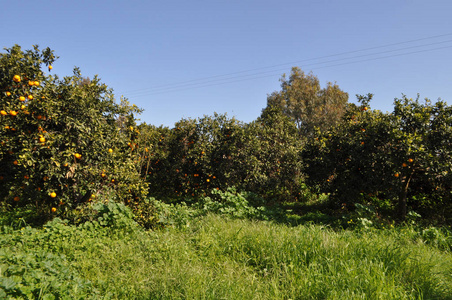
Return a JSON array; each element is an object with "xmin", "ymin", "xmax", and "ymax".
[{"xmin": 1, "ymin": 208, "xmax": 451, "ymax": 299}]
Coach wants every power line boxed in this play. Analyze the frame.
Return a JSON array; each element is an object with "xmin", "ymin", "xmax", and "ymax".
[
  {"xmin": 126, "ymin": 45, "xmax": 452, "ymax": 97},
  {"xmin": 125, "ymin": 40, "xmax": 452, "ymax": 96},
  {"xmin": 122, "ymin": 33, "xmax": 452, "ymax": 94},
  {"xmin": 118, "ymin": 33, "xmax": 452, "ymax": 97}
]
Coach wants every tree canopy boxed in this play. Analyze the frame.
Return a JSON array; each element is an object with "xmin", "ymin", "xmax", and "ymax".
[{"xmin": 267, "ymin": 67, "xmax": 349, "ymax": 136}]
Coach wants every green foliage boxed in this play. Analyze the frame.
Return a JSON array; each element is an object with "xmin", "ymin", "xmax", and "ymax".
[
  {"xmin": 303, "ymin": 94, "xmax": 452, "ymax": 222},
  {"xmin": 0, "ymin": 220, "xmax": 98, "ymax": 299},
  {"xmin": 0, "ymin": 249, "xmax": 96, "ymax": 299},
  {"xmin": 149, "ymin": 198, "xmax": 193, "ymax": 229},
  {"xmin": 194, "ymin": 187, "xmax": 267, "ymax": 219},
  {"xmin": 139, "ymin": 109, "xmax": 304, "ymax": 202},
  {"xmin": 3, "ymin": 214, "xmax": 452, "ymax": 299},
  {"xmin": 0, "ymin": 45, "xmax": 148, "ymax": 219},
  {"xmin": 92, "ymin": 201, "xmax": 138, "ymax": 231},
  {"xmin": 238, "ymin": 106, "xmax": 304, "ymax": 201},
  {"xmin": 267, "ymin": 66, "xmax": 349, "ymax": 136},
  {"xmin": 420, "ymin": 226, "xmax": 452, "ymax": 251}
]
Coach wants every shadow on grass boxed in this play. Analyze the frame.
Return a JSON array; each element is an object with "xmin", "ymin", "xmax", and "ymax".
[
  {"xmin": 0, "ymin": 205, "xmax": 51, "ymax": 229},
  {"xmin": 273, "ymin": 198, "xmax": 344, "ymax": 228}
]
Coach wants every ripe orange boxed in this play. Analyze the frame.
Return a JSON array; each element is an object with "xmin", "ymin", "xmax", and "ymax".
[
  {"xmin": 408, "ymin": 158, "xmax": 414, "ymax": 163},
  {"xmin": 6, "ymin": 91, "xmax": 11, "ymax": 96},
  {"xmin": 20, "ymin": 105, "xmax": 26, "ymax": 110},
  {"xmin": 28, "ymin": 81, "xmax": 34, "ymax": 86},
  {"xmin": 10, "ymin": 111, "xmax": 17, "ymax": 116},
  {"xmin": 14, "ymin": 196, "xmax": 20, "ymax": 201},
  {"xmin": 51, "ymin": 207, "xmax": 57, "ymax": 213},
  {"xmin": 402, "ymin": 163, "xmax": 407, "ymax": 167},
  {"xmin": 74, "ymin": 153, "xmax": 82, "ymax": 159},
  {"xmin": 108, "ymin": 148, "xmax": 113, "ymax": 153},
  {"xmin": 50, "ymin": 192, "xmax": 57, "ymax": 198},
  {"xmin": 13, "ymin": 160, "xmax": 18, "ymax": 165},
  {"xmin": 13, "ymin": 75, "xmax": 21, "ymax": 82},
  {"xmin": 394, "ymin": 173, "xmax": 400, "ymax": 178},
  {"xmin": 101, "ymin": 173, "xmax": 106, "ymax": 177},
  {"xmin": 27, "ymin": 95, "xmax": 33, "ymax": 100},
  {"xmin": 19, "ymin": 96, "xmax": 26, "ymax": 101},
  {"xmin": 362, "ymin": 107, "xmax": 368, "ymax": 111},
  {"xmin": 34, "ymin": 81, "xmax": 40, "ymax": 86},
  {"xmin": 48, "ymin": 65, "xmax": 53, "ymax": 70},
  {"xmin": 0, "ymin": 110, "xmax": 7, "ymax": 116},
  {"xmin": 39, "ymin": 137, "xmax": 46, "ymax": 143}
]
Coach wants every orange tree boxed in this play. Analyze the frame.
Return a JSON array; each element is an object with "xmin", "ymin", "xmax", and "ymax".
[
  {"xmin": 138, "ymin": 108, "xmax": 304, "ymax": 203},
  {"xmin": 0, "ymin": 45, "xmax": 147, "ymax": 218},
  {"xmin": 234, "ymin": 106, "xmax": 304, "ymax": 202},
  {"xmin": 139, "ymin": 114, "xmax": 243, "ymax": 199},
  {"xmin": 303, "ymin": 94, "xmax": 452, "ymax": 222},
  {"xmin": 135, "ymin": 122, "xmax": 174, "ymax": 198}
]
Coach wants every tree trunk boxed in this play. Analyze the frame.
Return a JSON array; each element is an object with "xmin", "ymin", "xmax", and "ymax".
[
  {"xmin": 397, "ymin": 184, "xmax": 408, "ymax": 221},
  {"xmin": 396, "ymin": 171, "xmax": 414, "ymax": 221}
]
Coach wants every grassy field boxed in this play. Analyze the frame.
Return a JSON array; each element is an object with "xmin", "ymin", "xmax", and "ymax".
[{"xmin": 1, "ymin": 202, "xmax": 452, "ymax": 299}]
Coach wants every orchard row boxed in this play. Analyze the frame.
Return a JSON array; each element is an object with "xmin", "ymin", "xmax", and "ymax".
[{"xmin": 1, "ymin": 45, "xmax": 451, "ymax": 224}]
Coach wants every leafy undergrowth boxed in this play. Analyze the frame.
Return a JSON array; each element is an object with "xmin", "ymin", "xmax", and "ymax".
[{"xmin": 1, "ymin": 199, "xmax": 452, "ymax": 299}]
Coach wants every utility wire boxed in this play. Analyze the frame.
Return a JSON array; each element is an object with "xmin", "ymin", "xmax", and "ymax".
[
  {"xmin": 121, "ymin": 33, "xmax": 452, "ymax": 94},
  {"xmin": 125, "ymin": 40, "xmax": 452, "ymax": 96},
  {"xmin": 118, "ymin": 33, "xmax": 452, "ymax": 97},
  {"xmin": 127, "ymin": 45, "xmax": 452, "ymax": 97}
]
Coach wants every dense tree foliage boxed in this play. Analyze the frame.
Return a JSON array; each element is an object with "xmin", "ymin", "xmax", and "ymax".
[
  {"xmin": 0, "ymin": 45, "xmax": 147, "ymax": 220},
  {"xmin": 303, "ymin": 94, "xmax": 452, "ymax": 222},
  {"xmin": 267, "ymin": 67, "xmax": 349, "ymax": 136},
  {"xmin": 1, "ymin": 45, "xmax": 451, "ymax": 226},
  {"xmin": 136, "ymin": 108, "xmax": 304, "ymax": 202}
]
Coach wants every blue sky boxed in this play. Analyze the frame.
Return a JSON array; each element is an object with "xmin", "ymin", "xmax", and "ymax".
[{"xmin": 2, "ymin": 1, "xmax": 451, "ymax": 127}]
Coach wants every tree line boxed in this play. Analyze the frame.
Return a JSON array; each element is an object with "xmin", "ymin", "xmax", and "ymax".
[{"xmin": 1, "ymin": 46, "xmax": 451, "ymax": 225}]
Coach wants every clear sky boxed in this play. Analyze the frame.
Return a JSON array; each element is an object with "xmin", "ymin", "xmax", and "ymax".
[{"xmin": 2, "ymin": 0, "xmax": 451, "ymax": 128}]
